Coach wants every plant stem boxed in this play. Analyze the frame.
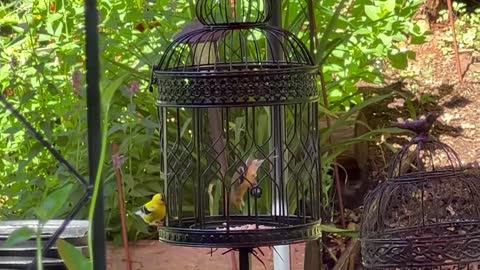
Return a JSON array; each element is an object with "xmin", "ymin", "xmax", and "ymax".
[
  {"xmin": 87, "ymin": 109, "xmax": 108, "ymax": 266},
  {"xmin": 112, "ymin": 143, "xmax": 133, "ymax": 270},
  {"xmin": 446, "ymin": 0, "xmax": 464, "ymax": 84}
]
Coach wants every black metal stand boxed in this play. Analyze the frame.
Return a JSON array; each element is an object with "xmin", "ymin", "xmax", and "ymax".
[
  {"xmin": 85, "ymin": 0, "xmax": 106, "ymax": 269},
  {"xmin": 239, "ymin": 248, "xmax": 252, "ymax": 270}
]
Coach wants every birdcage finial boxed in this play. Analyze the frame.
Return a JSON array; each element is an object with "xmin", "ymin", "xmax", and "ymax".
[{"xmin": 196, "ymin": 0, "xmax": 271, "ymax": 26}]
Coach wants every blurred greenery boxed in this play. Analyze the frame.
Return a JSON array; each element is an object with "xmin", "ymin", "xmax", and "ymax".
[
  {"xmin": 438, "ymin": 1, "xmax": 480, "ymax": 55},
  {"xmin": 0, "ymin": 0, "xmax": 426, "ymax": 243}
]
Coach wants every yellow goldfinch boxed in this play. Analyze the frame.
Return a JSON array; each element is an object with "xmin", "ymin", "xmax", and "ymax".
[{"xmin": 135, "ymin": 193, "xmax": 167, "ymax": 226}]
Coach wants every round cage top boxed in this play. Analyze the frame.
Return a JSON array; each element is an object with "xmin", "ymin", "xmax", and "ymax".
[
  {"xmin": 151, "ymin": 9, "xmax": 318, "ymax": 107},
  {"xmin": 360, "ymin": 113, "xmax": 480, "ymax": 268},
  {"xmin": 387, "ymin": 112, "xmax": 463, "ymax": 178},
  {"xmin": 196, "ymin": 0, "xmax": 271, "ymax": 25}
]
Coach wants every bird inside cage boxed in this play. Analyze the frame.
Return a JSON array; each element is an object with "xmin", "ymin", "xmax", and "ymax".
[{"xmin": 229, "ymin": 158, "xmax": 266, "ymax": 211}]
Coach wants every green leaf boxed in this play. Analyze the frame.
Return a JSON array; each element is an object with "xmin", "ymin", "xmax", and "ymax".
[
  {"xmin": 101, "ymin": 73, "xmax": 129, "ymax": 113},
  {"xmin": 378, "ymin": 33, "xmax": 392, "ymax": 47},
  {"xmin": 388, "ymin": 52, "xmax": 408, "ymax": 69},
  {"xmin": 354, "ymin": 27, "xmax": 372, "ymax": 35},
  {"xmin": 35, "ymin": 183, "xmax": 74, "ymax": 221},
  {"xmin": 364, "ymin": 5, "xmax": 380, "ymax": 21},
  {"xmin": 2, "ymin": 227, "xmax": 35, "ymax": 248},
  {"xmin": 318, "ymin": 104, "xmax": 339, "ymax": 119},
  {"xmin": 316, "ymin": 0, "xmax": 349, "ymax": 66},
  {"xmin": 382, "ymin": 0, "xmax": 396, "ymax": 13},
  {"xmin": 321, "ymin": 93, "xmax": 394, "ymax": 144},
  {"xmin": 410, "ymin": 35, "xmax": 427, "ymax": 44},
  {"xmin": 57, "ymin": 239, "xmax": 92, "ymax": 270}
]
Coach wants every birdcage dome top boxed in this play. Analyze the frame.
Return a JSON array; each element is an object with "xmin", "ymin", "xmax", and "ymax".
[
  {"xmin": 152, "ymin": 0, "xmax": 319, "ymax": 106},
  {"xmin": 151, "ymin": 15, "xmax": 318, "ymax": 106},
  {"xmin": 386, "ymin": 133, "xmax": 463, "ymax": 179}
]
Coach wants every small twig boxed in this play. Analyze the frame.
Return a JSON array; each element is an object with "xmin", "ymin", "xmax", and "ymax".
[
  {"xmin": 208, "ymin": 248, "xmax": 219, "ymax": 256},
  {"xmin": 446, "ymin": 0, "xmax": 464, "ymax": 84},
  {"xmin": 112, "ymin": 144, "xmax": 133, "ymax": 270},
  {"xmin": 251, "ymin": 250, "xmax": 267, "ymax": 270},
  {"xmin": 321, "ymin": 240, "xmax": 339, "ymax": 263},
  {"xmin": 256, "ymin": 247, "xmax": 265, "ymax": 257},
  {"xmin": 221, "ymin": 247, "xmax": 269, "ymax": 270},
  {"xmin": 332, "ymin": 239, "xmax": 360, "ymax": 270},
  {"xmin": 222, "ymin": 248, "xmax": 236, "ymax": 255}
]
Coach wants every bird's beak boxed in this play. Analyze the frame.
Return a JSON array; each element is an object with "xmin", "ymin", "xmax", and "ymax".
[
  {"xmin": 255, "ymin": 159, "xmax": 266, "ymax": 167},
  {"xmin": 134, "ymin": 209, "xmax": 145, "ymax": 219}
]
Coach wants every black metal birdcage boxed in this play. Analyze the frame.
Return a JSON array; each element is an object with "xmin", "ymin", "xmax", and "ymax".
[
  {"xmin": 360, "ymin": 114, "xmax": 480, "ymax": 270},
  {"xmin": 150, "ymin": 0, "xmax": 322, "ymax": 260}
]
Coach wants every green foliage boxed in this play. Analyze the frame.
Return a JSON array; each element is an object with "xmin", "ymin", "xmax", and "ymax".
[
  {"xmin": 1, "ymin": 227, "xmax": 35, "ymax": 248},
  {"xmin": 0, "ymin": 0, "xmax": 193, "ymax": 242},
  {"xmin": 57, "ymin": 239, "xmax": 92, "ymax": 270},
  {"xmin": 289, "ymin": 0, "xmax": 427, "ymax": 108},
  {"xmin": 36, "ymin": 183, "xmax": 74, "ymax": 222},
  {"xmin": 1, "ymin": 182, "xmax": 84, "ymax": 269},
  {"xmin": 0, "ymin": 0, "xmax": 425, "ymax": 242},
  {"xmin": 438, "ymin": 2, "xmax": 480, "ymax": 54}
]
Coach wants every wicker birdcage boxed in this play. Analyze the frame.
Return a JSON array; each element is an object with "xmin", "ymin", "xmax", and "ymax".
[
  {"xmin": 150, "ymin": 0, "xmax": 322, "ymax": 253},
  {"xmin": 360, "ymin": 114, "xmax": 480, "ymax": 270}
]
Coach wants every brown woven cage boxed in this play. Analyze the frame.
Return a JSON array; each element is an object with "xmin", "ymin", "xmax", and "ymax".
[{"xmin": 360, "ymin": 114, "xmax": 480, "ymax": 270}]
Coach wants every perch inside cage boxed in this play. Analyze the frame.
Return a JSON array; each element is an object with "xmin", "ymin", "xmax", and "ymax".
[
  {"xmin": 360, "ymin": 114, "xmax": 480, "ymax": 270},
  {"xmin": 150, "ymin": 0, "xmax": 322, "ymax": 262}
]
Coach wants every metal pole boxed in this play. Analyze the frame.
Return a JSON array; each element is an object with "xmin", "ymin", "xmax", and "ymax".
[
  {"xmin": 269, "ymin": 0, "xmax": 291, "ymax": 269},
  {"xmin": 85, "ymin": 0, "xmax": 106, "ymax": 269},
  {"xmin": 239, "ymin": 248, "xmax": 252, "ymax": 270}
]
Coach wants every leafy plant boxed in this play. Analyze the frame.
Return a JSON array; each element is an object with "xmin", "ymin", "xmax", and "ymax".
[
  {"xmin": 290, "ymin": 0, "xmax": 428, "ymax": 109},
  {"xmin": 1, "ymin": 183, "xmax": 79, "ymax": 269},
  {"xmin": 438, "ymin": 2, "xmax": 480, "ymax": 55}
]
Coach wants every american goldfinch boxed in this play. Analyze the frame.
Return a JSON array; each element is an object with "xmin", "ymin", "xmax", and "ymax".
[
  {"xmin": 230, "ymin": 159, "xmax": 265, "ymax": 210},
  {"xmin": 135, "ymin": 193, "xmax": 167, "ymax": 226}
]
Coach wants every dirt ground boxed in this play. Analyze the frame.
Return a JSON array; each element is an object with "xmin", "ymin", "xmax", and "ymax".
[
  {"xmin": 107, "ymin": 241, "xmax": 306, "ymax": 270},
  {"xmin": 106, "ymin": 22, "xmax": 480, "ymax": 270}
]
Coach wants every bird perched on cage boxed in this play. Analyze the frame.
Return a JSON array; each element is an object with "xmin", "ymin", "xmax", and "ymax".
[
  {"xmin": 230, "ymin": 159, "xmax": 266, "ymax": 210},
  {"xmin": 135, "ymin": 193, "xmax": 167, "ymax": 226},
  {"xmin": 392, "ymin": 112, "xmax": 440, "ymax": 135}
]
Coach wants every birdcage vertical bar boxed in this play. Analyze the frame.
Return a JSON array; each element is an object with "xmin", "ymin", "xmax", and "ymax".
[
  {"xmin": 85, "ymin": 0, "xmax": 106, "ymax": 268},
  {"xmin": 193, "ymin": 108, "xmax": 204, "ymax": 227},
  {"xmin": 159, "ymin": 107, "xmax": 170, "ymax": 226},
  {"xmin": 269, "ymin": 0, "xmax": 292, "ymax": 269},
  {"xmin": 313, "ymin": 102, "xmax": 322, "ymax": 221}
]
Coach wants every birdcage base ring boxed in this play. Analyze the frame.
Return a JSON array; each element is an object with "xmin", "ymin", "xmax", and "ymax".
[
  {"xmin": 361, "ymin": 222, "xmax": 480, "ymax": 268},
  {"xmin": 158, "ymin": 215, "xmax": 321, "ymax": 248}
]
